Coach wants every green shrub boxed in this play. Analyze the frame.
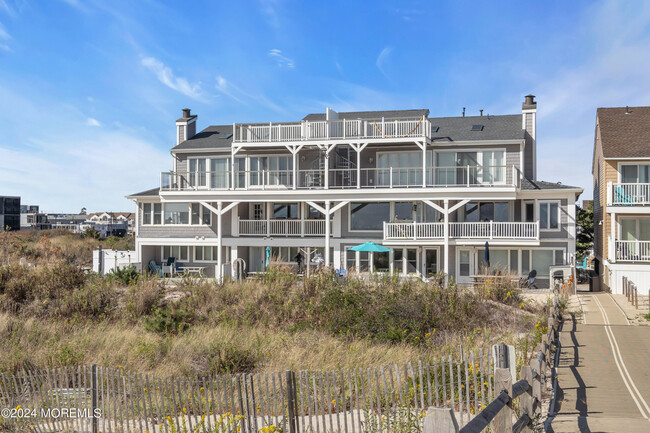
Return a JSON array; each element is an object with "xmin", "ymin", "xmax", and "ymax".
[
  {"xmin": 126, "ymin": 277, "xmax": 163, "ymax": 318},
  {"xmin": 106, "ymin": 265, "xmax": 140, "ymax": 285},
  {"xmin": 61, "ymin": 276, "xmax": 116, "ymax": 318},
  {"xmin": 144, "ymin": 305, "xmax": 194, "ymax": 335}
]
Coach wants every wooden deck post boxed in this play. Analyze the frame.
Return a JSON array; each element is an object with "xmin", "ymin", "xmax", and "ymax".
[
  {"xmin": 492, "ymin": 368, "xmax": 512, "ymax": 433},
  {"xmin": 530, "ymin": 357, "xmax": 542, "ymax": 414},
  {"xmin": 422, "ymin": 407, "xmax": 459, "ymax": 433}
]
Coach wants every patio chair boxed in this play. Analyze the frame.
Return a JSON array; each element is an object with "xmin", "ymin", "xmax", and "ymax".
[
  {"xmin": 520, "ymin": 269, "xmax": 538, "ymax": 289},
  {"xmin": 175, "ymin": 261, "xmax": 185, "ymax": 275},
  {"xmin": 148, "ymin": 260, "xmax": 162, "ymax": 277},
  {"xmin": 162, "ymin": 257, "xmax": 175, "ymax": 277}
]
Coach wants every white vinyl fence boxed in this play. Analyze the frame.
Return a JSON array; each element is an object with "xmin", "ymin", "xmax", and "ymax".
[{"xmin": 92, "ymin": 248, "xmax": 140, "ymax": 275}]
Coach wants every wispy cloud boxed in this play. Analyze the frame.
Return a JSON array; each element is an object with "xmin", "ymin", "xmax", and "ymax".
[
  {"xmin": 268, "ymin": 49, "xmax": 295, "ymax": 68},
  {"xmin": 141, "ymin": 56, "xmax": 205, "ymax": 101},
  {"xmin": 215, "ymin": 74, "xmax": 285, "ymax": 113},
  {"xmin": 259, "ymin": 0, "xmax": 281, "ymax": 29},
  {"xmin": 376, "ymin": 46, "xmax": 393, "ymax": 80},
  {"xmin": 0, "ymin": 22, "xmax": 10, "ymax": 52},
  {"xmin": 86, "ymin": 117, "xmax": 101, "ymax": 127}
]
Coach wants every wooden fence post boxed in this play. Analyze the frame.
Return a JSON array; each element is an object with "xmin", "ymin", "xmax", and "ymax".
[
  {"xmin": 91, "ymin": 364, "xmax": 98, "ymax": 433},
  {"xmin": 286, "ymin": 370, "xmax": 298, "ymax": 433},
  {"xmin": 423, "ymin": 407, "xmax": 459, "ymax": 433},
  {"xmin": 491, "ymin": 368, "xmax": 512, "ymax": 433},
  {"xmin": 634, "ymin": 286, "xmax": 638, "ymax": 309},
  {"xmin": 520, "ymin": 366, "xmax": 533, "ymax": 433},
  {"xmin": 530, "ymin": 357, "xmax": 541, "ymax": 414}
]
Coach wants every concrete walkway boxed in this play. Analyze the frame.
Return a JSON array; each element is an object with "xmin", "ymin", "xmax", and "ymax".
[{"xmin": 550, "ymin": 292, "xmax": 650, "ymax": 432}]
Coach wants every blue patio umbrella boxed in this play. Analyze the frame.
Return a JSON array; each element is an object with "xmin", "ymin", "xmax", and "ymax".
[
  {"xmin": 484, "ymin": 241, "xmax": 490, "ymax": 268},
  {"xmin": 265, "ymin": 246, "xmax": 271, "ymax": 267},
  {"xmin": 348, "ymin": 241, "xmax": 392, "ymax": 252}
]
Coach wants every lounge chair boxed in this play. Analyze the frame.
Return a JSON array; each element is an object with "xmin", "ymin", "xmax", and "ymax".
[
  {"xmin": 148, "ymin": 260, "xmax": 162, "ymax": 277},
  {"xmin": 520, "ymin": 269, "xmax": 538, "ymax": 289},
  {"xmin": 162, "ymin": 257, "xmax": 176, "ymax": 277},
  {"xmin": 614, "ymin": 186, "xmax": 633, "ymax": 205}
]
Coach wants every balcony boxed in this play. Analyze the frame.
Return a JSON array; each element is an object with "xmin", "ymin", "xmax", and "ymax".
[
  {"xmin": 384, "ymin": 221, "xmax": 539, "ymax": 241},
  {"xmin": 233, "ymin": 117, "xmax": 431, "ymax": 144},
  {"xmin": 608, "ymin": 182, "xmax": 650, "ymax": 206},
  {"xmin": 238, "ymin": 218, "xmax": 331, "ymax": 237},
  {"xmin": 614, "ymin": 240, "xmax": 650, "ymax": 262},
  {"xmin": 161, "ymin": 165, "xmax": 519, "ymax": 192}
]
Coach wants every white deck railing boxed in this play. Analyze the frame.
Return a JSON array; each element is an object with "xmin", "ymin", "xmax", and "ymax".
[
  {"xmin": 233, "ymin": 117, "xmax": 431, "ymax": 143},
  {"xmin": 383, "ymin": 221, "xmax": 539, "ymax": 241},
  {"xmin": 609, "ymin": 182, "xmax": 650, "ymax": 206},
  {"xmin": 161, "ymin": 165, "xmax": 516, "ymax": 191},
  {"xmin": 239, "ymin": 219, "xmax": 330, "ymax": 236},
  {"xmin": 615, "ymin": 240, "xmax": 650, "ymax": 261}
]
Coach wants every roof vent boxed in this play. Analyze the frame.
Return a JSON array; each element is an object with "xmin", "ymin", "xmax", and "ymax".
[
  {"xmin": 625, "ymin": 106, "xmax": 630, "ymax": 114},
  {"xmin": 479, "ymin": 109, "xmax": 483, "ymax": 116},
  {"xmin": 471, "ymin": 125, "xmax": 484, "ymax": 131},
  {"xmin": 431, "ymin": 126, "xmax": 440, "ymax": 133},
  {"xmin": 182, "ymin": 108, "xmax": 192, "ymax": 118},
  {"xmin": 462, "ymin": 107, "xmax": 466, "ymax": 117}
]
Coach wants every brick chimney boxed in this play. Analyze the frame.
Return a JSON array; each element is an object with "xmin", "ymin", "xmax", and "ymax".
[
  {"xmin": 176, "ymin": 108, "xmax": 198, "ymax": 145},
  {"xmin": 522, "ymin": 95, "xmax": 537, "ymax": 180}
]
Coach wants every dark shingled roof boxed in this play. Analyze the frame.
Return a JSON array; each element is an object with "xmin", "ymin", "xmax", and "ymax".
[
  {"xmin": 127, "ymin": 187, "xmax": 160, "ymax": 198},
  {"xmin": 597, "ymin": 106, "xmax": 650, "ymax": 158},
  {"xmin": 303, "ymin": 109, "xmax": 430, "ymax": 121},
  {"xmin": 521, "ymin": 178, "xmax": 581, "ymax": 190},
  {"xmin": 172, "ymin": 125, "xmax": 233, "ymax": 151},
  {"xmin": 429, "ymin": 114, "xmax": 523, "ymax": 142}
]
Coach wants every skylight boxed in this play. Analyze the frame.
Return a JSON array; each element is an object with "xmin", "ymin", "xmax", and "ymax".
[
  {"xmin": 431, "ymin": 126, "xmax": 440, "ymax": 133},
  {"xmin": 471, "ymin": 125, "xmax": 484, "ymax": 131}
]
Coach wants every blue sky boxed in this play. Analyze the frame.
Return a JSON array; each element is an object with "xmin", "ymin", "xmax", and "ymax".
[{"xmin": 1, "ymin": 0, "xmax": 650, "ymax": 212}]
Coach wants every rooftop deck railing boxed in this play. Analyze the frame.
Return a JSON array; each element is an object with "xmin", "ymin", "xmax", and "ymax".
[
  {"xmin": 614, "ymin": 240, "xmax": 650, "ymax": 262},
  {"xmin": 233, "ymin": 117, "xmax": 431, "ymax": 143},
  {"xmin": 161, "ymin": 165, "xmax": 518, "ymax": 191}
]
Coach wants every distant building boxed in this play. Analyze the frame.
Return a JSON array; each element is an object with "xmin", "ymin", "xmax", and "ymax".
[
  {"xmin": 20, "ymin": 212, "xmax": 51, "ymax": 230},
  {"xmin": 0, "ymin": 196, "xmax": 21, "ymax": 231},
  {"xmin": 86, "ymin": 212, "xmax": 135, "ymax": 233},
  {"xmin": 48, "ymin": 213, "xmax": 88, "ymax": 233},
  {"xmin": 581, "ymin": 200, "xmax": 593, "ymax": 210},
  {"xmin": 20, "ymin": 205, "xmax": 39, "ymax": 214}
]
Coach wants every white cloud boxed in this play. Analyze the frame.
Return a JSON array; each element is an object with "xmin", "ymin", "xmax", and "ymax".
[
  {"xmin": 86, "ymin": 117, "xmax": 101, "ymax": 127},
  {"xmin": 259, "ymin": 0, "xmax": 281, "ymax": 29},
  {"xmin": 215, "ymin": 74, "xmax": 285, "ymax": 113},
  {"xmin": 141, "ymin": 56, "xmax": 205, "ymax": 101},
  {"xmin": 0, "ymin": 82, "xmax": 169, "ymax": 211},
  {"xmin": 376, "ymin": 46, "xmax": 393, "ymax": 80},
  {"xmin": 268, "ymin": 49, "xmax": 295, "ymax": 68},
  {"xmin": 0, "ymin": 23, "xmax": 9, "ymax": 40}
]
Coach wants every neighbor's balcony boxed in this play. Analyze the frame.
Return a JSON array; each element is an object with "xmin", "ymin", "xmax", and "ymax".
[
  {"xmin": 233, "ymin": 117, "xmax": 431, "ymax": 143},
  {"xmin": 384, "ymin": 221, "xmax": 540, "ymax": 241},
  {"xmin": 161, "ymin": 165, "xmax": 519, "ymax": 192},
  {"xmin": 238, "ymin": 218, "xmax": 332, "ymax": 237},
  {"xmin": 612, "ymin": 239, "xmax": 650, "ymax": 262},
  {"xmin": 608, "ymin": 182, "xmax": 650, "ymax": 206}
]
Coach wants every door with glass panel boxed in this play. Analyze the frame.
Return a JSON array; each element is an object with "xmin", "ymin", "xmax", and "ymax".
[
  {"xmin": 619, "ymin": 217, "xmax": 650, "ymax": 260},
  {"xmin": 457, "ymin": 248, "xmax": 474, "ymax": 284},
  {"xmin": 377, "ymin": 152, "xmax": 422, "ymax": 187},
  {"xmin": 482, "ymin": 151, "xmax": 505, "ymax": 184},
  {"xmin": 210, "ymin": 158, "xmax": 230, "ymax": 189},
  {"xmin": 425, "ymin": 249, "xmax": 438, "ymax": 278},
  {"xmin": 621, "ymin": 164, "xmax": 650, "ymax": 204},
  {"xmin": 188, "ymin": 158, "xmax": 207, "ymax": 189},
  {"xmin": 457, "ymin": 152, "xmax": 479, "ymax": 185}
]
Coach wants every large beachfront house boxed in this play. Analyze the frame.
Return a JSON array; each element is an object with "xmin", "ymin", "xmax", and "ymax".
[
  {"xmin": 128, "ymin": 96, "xmax": 582, "ymax": 286},
  {"xmin": 593, "ymin": 106, "xmax": 650, "ymax": 294}
]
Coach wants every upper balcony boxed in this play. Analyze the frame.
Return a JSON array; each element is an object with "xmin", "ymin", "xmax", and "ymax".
[
  {"xmin": 384, "ymin": 221, "xmax": 539, "ymax": 243},
  {"xmin": 607, "ymin": 182, "xmax": 650, "ymax": 208},
  {"xmin": 233, "ymin": 117, "xmax": 431, "ymax": 144},
  {"xmin": 160, "ymin": 165, "xmax": 521, "ymax": 192}
]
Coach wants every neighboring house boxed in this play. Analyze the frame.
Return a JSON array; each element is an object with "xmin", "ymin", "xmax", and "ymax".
[
  {"xmin": 20, "ymin": 212, "xmax": 51, "ymax": 230},
  {"xmin": 592, "ymin": 106, "xmax": 650, "ymax": 294},
  {"xmin": 128, "ymin": 97, "xmax": 582, "ymax": 285},
  {"xmin": 48, "ymin": 213, "xmax": 89, "ymax": 233},
  {"xmin": 0, "ymin": 196, "xmax": 21, "ymax": 231},
  {"xmin": 86, "ymin": 212, "xmax": 135, "ymax": 234}
]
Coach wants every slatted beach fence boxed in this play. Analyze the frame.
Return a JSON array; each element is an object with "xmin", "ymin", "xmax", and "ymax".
[{"xmin": 0, "ymin": 351, "xmax": 502, "ymax": 433}]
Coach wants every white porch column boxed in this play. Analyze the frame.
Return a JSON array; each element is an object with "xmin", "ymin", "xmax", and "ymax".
[
  {"xmin": 231, "ymin": 203, "xmax": 239, "ymax": 237},
  {"xmin": 355, "ymin": 251, "xmax": 360, "ymax": 272},
  {"xmin": 292, "ymin": 151, "xmax": 297, "ymax": 190},
  {"xmin": 369, "ymin": 251, "xmax": 374, "ymax": 273},
  {"xmin": 333, "ymin": 244, "xmax": 341, "ymax": 270},
  {"xmin": 230, "ymin": 245, "xmax": 238, "ymax": 280},
  {"xmin": 422, "ymin": 141, "xmax": 427, "ymax": 188},
  {"xmin": 609, "ymin": 212, "xmax": 616, "ymax": 262},
  {"xmin": 389, "ymin": 250, "xmax": 394, "ymax": 274},
  {"xmin": 356, "ymin": 146, "xmax": 362, "ymax": 189},
  {"xmin": 325, "ymin": 200, "xmax": 331, "ymax": 266},
  {"xmin": 443, "ymin": 199, "xmax": 450, "ymax": 284},
  {"xmin": 217, "ymin": 201, "xmax": 223, "ymax": 281}
]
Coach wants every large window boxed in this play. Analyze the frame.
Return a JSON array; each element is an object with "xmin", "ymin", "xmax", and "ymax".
[
  {"xmin": 377, "ymin": 152, "xmax": 424, "ymax": 186},
  {"xmin": 195, "ymin": 246, "xmax": 219, "ymax": 262},
  {"xmin": 621, "ymin": 164, "xmax": 650, "ymax": 183},
  {"xmin": 191, "ymin": 203, "xmax": 211, "ymax": 225},
  {"xmin": 539, "ymin": 201, "xmax": 560, "ymax": 230},
  {"xmin": 350, "ymin": 202, "xmax": 390, "ymax": 231},
  {"xmin": 143, "ymin": 203, "xmax": 151, "ymax": 225},
  {"xmin": 189, "ymin": 157, "xmax": 230, "ymax": 189},
  {"xmin": 162, "ymin": 246, "xmax": 189, "ymax": 261},
  {"xmin": 465, "ymin": 202, "xmax": 509, "ymax": 222},
  {"xmin": 164, "ymin": 203, "xmax": 190, "ymax": 224},
  {"xmin": 620, "ymin": 217, "xmax": 650, "ymax": 241},
  {"xmin": 250, "ymin": 156, "xmax": 293, "ymax": 186},
  {"xmin": 270, "ymin": 247, "xmax": 299, "ymax": 263},
  {"xmin": 142, "ymin": 203, "xmax": 162, "ymax": 225},
  {"xmin": 394, "ymin": 202, "xmax": 414, "ymax": 222},
  {"xmin": 274, "ymin": 203, "xmax": 298, "ymax": 219},
  {"xmin": 436, "ymin": 150, "xmax": 505, "ymax": 185}
]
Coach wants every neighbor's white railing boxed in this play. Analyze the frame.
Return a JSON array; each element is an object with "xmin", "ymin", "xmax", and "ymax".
[
  {"xmin": 238, "ymin": 218, "xmax": 329, "ymax": 236},
  {"xmin": 615, "ymin": 240, "xmax": 650, "ymax": 261},
  {"xmin": 233, "ymin": 117, "xmax": 431, "ymax": 143},
  {"xmin": 609, "ymin": 182, "xmax": 650, "ymax": 206},
  {"xmin": 383, "ymin": 221, "xmax": 539, "ymax": 241}
]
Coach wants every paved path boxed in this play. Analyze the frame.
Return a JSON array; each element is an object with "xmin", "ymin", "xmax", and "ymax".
[{"xmin": 550, "ymin": 292, "xmax": 650, "ymax": 432}]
